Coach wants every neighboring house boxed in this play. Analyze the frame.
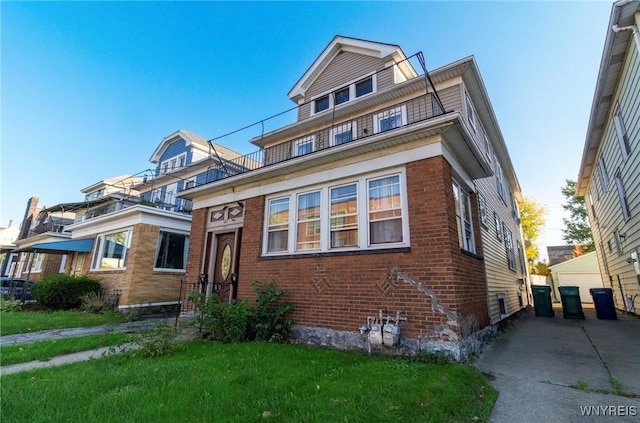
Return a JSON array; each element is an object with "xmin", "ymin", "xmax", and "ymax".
[
  {"xmin": 60, "ymin": 130, "xmax": 243, "ymax": 310},
  {"xmin": 0, "ymin": 221, "xmax": 20, "ymax": 277},
  {"xmin": 547, "ymin": 245, "xmax": 576, "ymax": 266},
  {"xmin": 577, "ymin": 0, "xmax": 640, "ymax": 315},
  {"xmin": 549, "ymin": 252, "xmax": 603, "ymax": 304},
  {"xmin": 180, "ymin": 36, "xmax": 527, "ymax": 359},
  {"xmin": 12, "ymin": 197, "xmax": 76, "ymax": 281}
]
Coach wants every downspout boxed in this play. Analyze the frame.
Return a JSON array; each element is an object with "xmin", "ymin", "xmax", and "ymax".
[{"xmin": 612, "ymin": 23, "xmax": 640, "ymax": 53}]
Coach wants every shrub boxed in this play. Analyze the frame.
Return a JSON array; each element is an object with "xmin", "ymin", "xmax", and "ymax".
[
  {"xmin": 194, "ymin": 294, "xmax": 254, "ymax": 343},
  {"xmin": 31, "ymin": 274, "xmax": 102, "ymax": 310},
  {"xmin": 80, "ymin": 292, "xmax": 109, "ymax": 313},
  {"xmin": 252, "ymin": 281, "xmax": 293, "ymax": 342},
  {"xmin": 134, "ymin": 323, "xmax": 181, "ymax": 358},
  {"xmin": 0, "ymin": 297, "xmax": 23, "ymax": 312}
]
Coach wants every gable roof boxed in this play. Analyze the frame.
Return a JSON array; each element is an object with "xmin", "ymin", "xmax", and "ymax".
[
  {"xmin": 149, "ymin": 129, "xmax": 243, "ymax": 164},
  {"xmin": 287, "ymin": 35, "xmax": 418, "ymax": 102},
  {"xmin": 577, "ymin": 0, "xmax": 640, "ymax": 195}
]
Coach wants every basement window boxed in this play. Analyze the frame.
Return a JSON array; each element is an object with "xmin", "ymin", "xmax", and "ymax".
[{"xmin": 497, "ymin": 293, "xmax": 508, "ymax": 317}]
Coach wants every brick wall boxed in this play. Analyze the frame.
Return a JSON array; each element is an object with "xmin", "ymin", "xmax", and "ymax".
[
  {"xmin": 234, "ymin": 156, "xmax": 488, "ymax": 340},
  {"xmin": 185, "ymin": 208, "xmax": 208, "ymax": 284}
]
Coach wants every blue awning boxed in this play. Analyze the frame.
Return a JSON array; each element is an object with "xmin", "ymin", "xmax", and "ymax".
[{"xmin": 23, "ymin": 239, "xmax": 94, "ymax": 254}]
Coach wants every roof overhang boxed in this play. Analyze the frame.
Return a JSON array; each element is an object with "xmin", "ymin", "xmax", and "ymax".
[
  {"xmin": 149, "ymin": 130, "xmax": 209, "ymax": 164},
  {"xmin": 577, "ymin": 0, "xmax": 640, "ymax": 195}
]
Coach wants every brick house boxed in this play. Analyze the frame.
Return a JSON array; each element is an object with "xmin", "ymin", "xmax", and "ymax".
[{"xmin": 183, "ymin": 37, "xmax": 527, "ymax": 359}]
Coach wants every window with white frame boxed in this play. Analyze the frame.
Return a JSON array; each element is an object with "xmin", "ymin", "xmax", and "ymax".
[
  {"xmin": 154, "ymin": 231, "xmax": 190, "ymax": 270},
  {"xmin": 330, "ymin": 121, "xmax": 356, "ymax": 146},
  {"xmin": 267, "ymin": 198, "xmax": 290, "ymax": 253},
  {"xmin": 497, "ymin": 293, "xmax": 508, "ymax": 316},
  {"xmin": 311, "ymin": 75, "xmax": 376, "ymax": 116},
  {"xmin": 517, "ymin": 240, "xmax": 526, "ymax": 274},
  {"xmin": 292, "ymin": 135, "xmax": 315, "ymax": 157},
  {"xmin": 478, "ymin": 194, "xmax": 488, "ymax": 228},
  {"xmin": 615, "ymin": 175, "xmax": 630, "ymax": 221},
  {"xmin": 495, "ymin": 212, "xmax": 503, "ymax": 242},
  {"xmin": 613, "ymin": 104, "xmax": 631, "ymax": 160},
  {"xmin": 598, "ymin": 156, "xmax": 610, "ymax": 191},
  {"xmin": 296, "ymin": 191, "xmax": 321, "ymax": 251},
  {"xmin": 504, "ymin": 226, "xmax": 516, "ymax": 270},
  {"xmin": 91, "ymin": 229, "xmax": 132, "ymax": 270},
  {"xmin": 263, "ymin": 171, "xmax": 407, "ymax": 255},
  {"xmin": 374, "ymin": 106, "xmax": 406, "ymax": 134},
  {"xmin": 452, "ymin": 182, "xmax": 475, "ymax": 253},
  {"xmin": 496, "ymin": 162, "xmax": 506, "ymax": 202},
  {"xmin": 160, "ymin": 153, "xmax": 186, "ymax": 174},
  {"xmin": 465, "ymin": 93, "xmax": 476, "ymax": 130},
  {"xmin": 483, "ymin": 133, "xmax": 493, "ymax": 162},
  {"xmin": 30, "ymin": 253, "xmax": 44, "ymax": 272},
  {"xmin": 613, "ymin": 231, "xmax": 622, "ymax": 255},
  {"xmin": 330, "ymin": 183, "xmax": 358, "ymax": 248}
]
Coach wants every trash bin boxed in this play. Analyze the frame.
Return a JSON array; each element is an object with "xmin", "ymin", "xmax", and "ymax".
[
  {"xmin": 532, "ymin": 285, "xmax": 554, "ymax": 317},
  {"xmin": 558, "ymin": 286, "xmax": 585, "ymax": 319},
  {"xmin": 589, "ymin": 288, "xmax": 617, "ymax": 320}
]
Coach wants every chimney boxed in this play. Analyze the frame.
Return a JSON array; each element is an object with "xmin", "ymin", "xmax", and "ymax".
[{"xmin": 17, "ymin": 197, "xmax": 40, "ymax": 240}]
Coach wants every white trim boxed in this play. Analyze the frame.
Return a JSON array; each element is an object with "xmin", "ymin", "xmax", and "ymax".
[
  {"xmin": 262, "ymin": 168, "xmax": 409, "ymax": 256},
  {"xmin": 309, "ymin": 73, "xmax": 377, "ymax": 117},
  {"xmin": 329, "ymin": 121, "xmax": 357, "ymax": 147},
  {"xmin": 118, "ymin": 301, "xmax": 180, "ymax": 310},
  {"xmin": 373, "ymin": 105, "xmax": 407, "ymax": 134},
  {"xmin": 91, "ymin": 227, "xmax": 133, "ymax": 271},
  {"xmin": 291, "ymin": 135, "xmax": 316, "ymax": 157}
]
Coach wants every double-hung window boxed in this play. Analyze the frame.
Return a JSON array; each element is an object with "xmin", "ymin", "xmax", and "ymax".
[
  {"xmin": 495, "ymin": 212, "xmax": 503, "ymax": 242},
  {"xmin": 615, "ymin": 175, "xmax": 630, "ymax": 221},
  {"xmin": 330, "ymin": 122, "xmax": 356, "ymax": 146},
  {"xmin": 292, "ymin": 136, "xmax": 315, "ymax": 157},
  {"xmin": 478, "ymin": 194, "xmax": 488, "ymax": 228},
  {"xmin": 267, "ymin": 198, "xmax": 290, "ymax": 252},
  {"xmin": 92, "ymin": 229, "xmax": 132, "ymax": 270},
  {"xmin": 30, "ymin": 253, "xmax": 44, "ymax": 272},
  {"xmin": 598, "ymin": 156, "xmax": 609, "ymax": 190},
  {"xmin": 614, "ymin": 104, "xmax": 631, "ymax": 160},
  {"xmin": 330, "ymin": 184, "xmax": 358, "ymax": 248},
  {"xmin": 374, "ymin": 106, "xmax": 406, "ymax": 134},
  {"xmin": 465, "ymin": 93, "xmax": 476, "ymax": 130},
  {"xmin": 264, "ymin": 171, "xmax": 407, "ymax": 255},
  {"xmin": 154, "ymin": 231, "xmax": 189, "ymax": 271},
  {"xmin": 452, "ymin": 182, "xmax": 475, "ymax": 253},
  {"xmin": 296, "ymin": 191, "xmax": 321, "ymax": 251},
  {"xmin": 505, "ymin": 228, "xmax": 516, "ymax": 270}
]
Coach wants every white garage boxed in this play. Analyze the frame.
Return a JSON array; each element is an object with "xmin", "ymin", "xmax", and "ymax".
[{"xmin": 549, "ymin": 251, "xmax": 604, "ymax": 304}]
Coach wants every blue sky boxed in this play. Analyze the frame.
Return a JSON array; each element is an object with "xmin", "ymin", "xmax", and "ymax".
[{"xmin": 1, "ymin": 1, "xmax": 613, "ymax": 260}]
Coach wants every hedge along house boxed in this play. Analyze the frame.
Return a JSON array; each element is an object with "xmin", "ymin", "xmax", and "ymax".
[
  {"xmin": 60, "ymin": 130, "xmax": 244, "ymax": 310},
  {"xmin": 180, "ymin": 37, "xmax": 527, "ymax": 359}
]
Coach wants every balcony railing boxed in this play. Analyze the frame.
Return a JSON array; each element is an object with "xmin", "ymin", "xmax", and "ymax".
[{"xmin": 181, "ymin": 92, "xmax": 446, "ymax": 193}]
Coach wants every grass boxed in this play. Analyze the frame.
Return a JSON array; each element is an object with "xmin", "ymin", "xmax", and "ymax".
[
  {"xmin": 0, "ymin": 310, "xmax": 126, "ymax": 335},
  {"xmin": 1, "ymin": 341, "xmax": 497, "ymax": 422},
  {"xmin": 1, "ymin": 333, "xmax": 133, "ymax": 366}
]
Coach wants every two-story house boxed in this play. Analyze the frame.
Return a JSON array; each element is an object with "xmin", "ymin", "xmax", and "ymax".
[
  {"xmin": 577, "ymin": 0, "xmax": 640, "ymax": 315},
  {"xmin": 180, "ymin": 36, "xmax": 527, "ymax": 360}
]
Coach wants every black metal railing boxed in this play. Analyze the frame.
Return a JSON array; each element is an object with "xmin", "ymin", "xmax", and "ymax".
[{"xmin": 182, "ymin": 92, "xmax": 446, "ymax": 193}]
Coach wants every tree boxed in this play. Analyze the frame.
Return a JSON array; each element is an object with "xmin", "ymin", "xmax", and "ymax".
[
  {"xmin": 519, "ymin": 197, "xmax": 546, "ymax": 267},
  {"xmin": 561, "ymin": 179, "xmax": 594, "ymax": 252}
]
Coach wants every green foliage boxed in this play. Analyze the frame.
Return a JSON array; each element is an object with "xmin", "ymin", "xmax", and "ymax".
[
  {"xmin": 519, "ymin": 196, "xmax": 546, "ymax": 266},
  {"xmin": 31, "ymin": 274, "xmax": 102, "ymax": 310},
  {"xmin": 119, "ymin": 307, "xmax": 141, "ymax": 322},
  {"xmin": 561, "ymin": 179, "xmax": 595, "ymax": 251},
  {"xmin": 134, "ymin": 323, "xmax": 181, "ymax": 358},
  {"xmin": 80, "ymin": 292, "xmax": 110, "ymax": 314},
  {"xmin": 0, "ymin": 297, "xmax": 23, "ymax": 313},
  {"xmin": 403, "ymin": 350, "xmax": 452, "ymax": 365},
  {"xmin": 0, "ymin": 310, "xmax": 126, "ymax": 336},
  {"xmin": 194, "ymin": 294, "xmax": 254, "ymax": 343},
  {"xmin": 252, "ymin": 280, "xmax": 293, "ymax": 342}
]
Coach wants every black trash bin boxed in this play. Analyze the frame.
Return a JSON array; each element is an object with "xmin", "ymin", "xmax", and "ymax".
[
  {"xmin": 589, "ymin": 288, "xmax": 617, "ymax": 320},
  {"xmin": 558, "ymin": 286, "xmax": 585, "ymax": 319},
  {"xmin": 532, "ymin": 285, "xmax": 554, "ymax": 317}
]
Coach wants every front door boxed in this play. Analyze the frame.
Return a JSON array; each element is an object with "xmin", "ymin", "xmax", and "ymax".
[{"xmin": 212, "ymin": 231, "xmax": 241, "ymax": 302}]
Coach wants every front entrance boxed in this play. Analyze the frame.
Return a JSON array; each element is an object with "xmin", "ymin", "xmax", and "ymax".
[{"xmin": 211, "ymin": 230, "xmax": 241, "ymax": 302}]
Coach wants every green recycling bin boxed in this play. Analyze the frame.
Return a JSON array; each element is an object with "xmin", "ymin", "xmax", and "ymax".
[
  {"xmin": 532, "ymin": 285, "xmax": 554, "ymax": 317},
  {"xmin": 558, "ymin": 286, "xmax": 585, "ymax": 319}
]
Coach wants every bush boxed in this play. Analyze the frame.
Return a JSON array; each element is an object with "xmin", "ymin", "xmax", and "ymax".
[
  {"xmin": 80, "ymin": 292, "xmax": 110, "ymax": 313},
  {"xmin": 252, "ymin": 281, "xmax": 293, "ymax": 343},
  {"xmin": 194, "ymin": 294, "xmax": 254, "ymax": 343},
  {"xmin": 0, "ymin": 297, "xmax": 23, "ymax": 312},
  {"xmin": 31, "ymin": 274, "xmax": 102, "ymax": 310},
  {"xmin": 134, "ymin": 323, "xmax": 181, "ymax": 358}
]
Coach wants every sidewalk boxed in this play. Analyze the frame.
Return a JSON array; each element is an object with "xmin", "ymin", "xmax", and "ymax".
[
  {"xmin": 0, "ymin": 318, "xmax": 174, "ymax": 376},
  {"xmin": 475, "ymin": 305, "xmax": 640, "ymax": 423}
]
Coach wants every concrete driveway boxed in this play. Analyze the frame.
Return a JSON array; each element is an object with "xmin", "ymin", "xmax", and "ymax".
[{"xmin": 476, "ymin": 305, "xmax": 640, "ymax": 423}]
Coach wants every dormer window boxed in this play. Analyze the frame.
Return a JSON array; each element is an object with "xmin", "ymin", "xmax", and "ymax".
[
  {"xmin": 355, "ymin": 77, "xmax": 373, "ymax": 97},
  {"xmin": 335, "ymin": 87, "xmax": 350, "ymax": 105},
  {"xmin": 315, "ymin": 95, "xmax": 330, "ymax": 113},
  {"xmin": 310, "ymin": 74, "xmax": 377, "ymax": 116}
]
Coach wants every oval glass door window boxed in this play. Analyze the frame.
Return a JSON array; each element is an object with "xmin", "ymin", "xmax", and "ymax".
[{"xmin": 220, "ymin": 244, "xmax": 232, "ymax": 280}]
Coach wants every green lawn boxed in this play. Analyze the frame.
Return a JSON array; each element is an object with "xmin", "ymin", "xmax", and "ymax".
[
  {"xmin": 1, "ymin": 332, "xmax": 133, "ymax": 366},
  {"xmin": 1, "ymin": 341, "xmax": 497, "ymax": 422},
  {"xmin": 0, "ymin": 310, "xmax": 127, "ymax": 335}
]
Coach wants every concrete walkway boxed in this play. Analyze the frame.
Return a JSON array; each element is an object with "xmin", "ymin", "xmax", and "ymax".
[
  {"xmin": 0, "ymin": 319, "xmax": 172, "ymax": 376},
  {"xmin": 476, "ymin": 305, "xmax": 640, "ymax": 423}
]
